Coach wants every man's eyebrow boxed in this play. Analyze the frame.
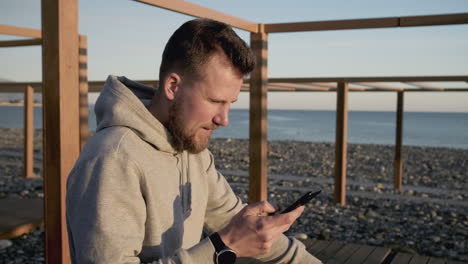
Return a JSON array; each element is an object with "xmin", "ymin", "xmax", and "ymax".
[{"xmin": 210, "ymin": 97, "xmax": 238, "ymax": 103}]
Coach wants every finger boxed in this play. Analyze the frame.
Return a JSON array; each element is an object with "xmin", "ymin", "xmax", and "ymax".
[
  {"xmin": 244, "ymin": 201, "xmax": 277, "ymax": 216},
  {"xmin": 269, "ymin": 205, "xmax": 304, "ymax": 226}
]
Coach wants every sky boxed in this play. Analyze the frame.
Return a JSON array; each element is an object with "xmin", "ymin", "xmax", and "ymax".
[{"xmin": 1, "ymin": 0, "xmax": 468, "ymax": 112}]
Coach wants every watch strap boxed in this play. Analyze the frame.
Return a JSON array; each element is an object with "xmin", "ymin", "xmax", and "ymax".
[{"xmin": 209, "ymin": 232, "xmax": 227, "ymax": 253}]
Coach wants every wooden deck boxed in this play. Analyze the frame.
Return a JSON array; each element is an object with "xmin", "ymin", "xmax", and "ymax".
[
  {"xmin": 0, "ymin": 198, "xmax": 467, "ymax": 263},
  {"xmin": 303, "ymin": 239, "xmax": 467, "ymax": 264},
  {"xmin": 0, "ymin": 197, "xmax": 43, "ymax": 239}
]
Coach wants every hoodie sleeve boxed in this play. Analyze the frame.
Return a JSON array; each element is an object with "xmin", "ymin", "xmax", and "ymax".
[
  {"xmin": 202, "ymin": 152, "xmax": 322, "ymax": 264},
  {"xmin": 67, "ymin": 153, "xmax": 220, "ymax": 264}
]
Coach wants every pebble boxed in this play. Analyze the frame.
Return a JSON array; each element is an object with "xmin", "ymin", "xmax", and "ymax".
[
  {"xmin": 293, "ymin": 233, "xmax": 308, "ymax": 240},
  {"xmin": 1, "ymin": 131, "xmax": 468, "ymax": 262},
  {"xmin": 0, "ymin": 239, "xmax": 13, "ymax": 250}
]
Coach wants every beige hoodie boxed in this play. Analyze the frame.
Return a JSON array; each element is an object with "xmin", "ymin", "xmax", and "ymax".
[{"xmin": 66, "ymin": 75, "xmax": 322, "ymax": 263}]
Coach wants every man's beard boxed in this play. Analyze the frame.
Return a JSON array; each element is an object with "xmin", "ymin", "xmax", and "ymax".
[{"xmin": 166, "ymin": 98, "xmax": 212, "ymax": 154}]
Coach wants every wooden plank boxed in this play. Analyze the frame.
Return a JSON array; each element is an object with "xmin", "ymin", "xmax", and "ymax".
[
  {"xmin": 363, "ymin": 247, "xmax": 392, "ymax": 264},
  {"xmin": 79, "ymin": 35, "xmax": 89, "ymax": 151},
  {"xmin": 327, "ymin": 243, "xmax": 361, "ymax": 264},
  {"xmin": 248, "ymin": 30, "xmax": 268, "ymax": 203},
  {"xmin": 0, "ymin": 198, "xmax": 43, "ymax": 239},
  {"xmin": 334, "ymin": 82, "xmax": 348, "ymax": 205},
  {"xmin": 394, "ymin": 91, "xmax": 404, "ymax": 189},
  {"xmin": 409, "ymin": 255, "xmax": 430, "ymax": 264},
  {"xmin": 391, "ymin": 253, "xmax": 413, "ymax": 264},
  {"xmin": 302, "ymin": 239, "xmax": 319, "ymax": 249},
  {"xmin": 344, "ymin": 245, "xmax": 376, "ymax": 264},
  {"xmin": 307, "ymin": 240, "xmax": 332, "ymax": 256},
  {"xmin": 315, "ymin": 241, "xmax": 345, "ymax": 263},
  {"xmin": 42, "ymin": 0, "xmax": 80, "ymax": 263},
  {"xmin": 24, "ymin": 85, "xmax": 35, "ymax": 178},
  {"xmin": 132, "ymin": 0, "xmax": 258, "ymax": 33},
  {"xmin": 264, "ymin": 13, "xmax": 468, "ymax": 33},
  {"xmin": 0, "ymin": 38, "xmax": 42, "ymax": 47},
  {"xmin": 0, "ymin": 24, "xmax": 42, "ymax": 38}
]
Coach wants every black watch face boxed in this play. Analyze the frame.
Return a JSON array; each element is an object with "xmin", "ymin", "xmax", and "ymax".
[{"xmin": 218, "ymin": 250, "xmax": 236, "ymax": 264}]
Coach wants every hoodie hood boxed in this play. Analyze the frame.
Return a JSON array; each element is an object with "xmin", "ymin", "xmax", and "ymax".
[{"xmin": 95, "ymin": 75, "xmax": 177, "ymax": 154}]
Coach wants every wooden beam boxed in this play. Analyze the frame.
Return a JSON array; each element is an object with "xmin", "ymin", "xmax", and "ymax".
[
  {"xmin": 269, "ymin": 83, "xmax": 332, "ymax": 91},
  {"xmin": 404, "ymin": 88, "xmax": 468, "ymax": 92},
  {"xmin": 405, "ymin": 82, "xmax": 445, "ymax": 91},
  {"xmin": 264, "ymin": 13, "xmax": 468, "ymax": 33},
  {"xmin": 2, "ymin": 81, "xmax": 468, "ymax": 93},
  {"xmin": 42, "ymin": 0, "xmax": 80, "ymax": 263},
  {"xmin": 269, "ymin": 76, "xmax": 468, "ymax": 83},
  {"xmin": 0, "ymin": 38, "xmax": 42, "ymax": 47},
  {"xmin": 266, "ymin": 84, "xmax": 295, "ymax": 91},
  {"xmin": 0, "ymin": 82, "xmax": 42, "ymax": 93},
  {"xmin": 240, "ymin": 83, "xmax": 249, "ymax": 91},
  {"xmin": 394, "ymin": 92, "xmax": 404, "ymax": 190},
  {"xmin": 265, "ymin": 17, "xmax": 398, "ymax": 33},
  {"xmin": 0, "ymin": 24, "xmax": 42, "ymax": 38},
  {"xmin": 132, "ymin": 0, "xmax": 258, "ymax": 33},
  {"xmin": 400, "ymin": 13, "xmax": 468, "ymax": 27},
  {"xmin": 24, "ymin": 85, "xmax": 34, "ymax": 178},
  {"xmin": 249, "ymin": 28, "xmax": 268, "ymax": 204},
  {"xmin": 352, "ymin": 82, "xmax": 404, "ymax": 91},
  {"xmin": 334, "ymin": 82, "xmax": 348, "ymax": 206},
  {"xmin": 79, "ymin": 36, "xmax": 89, "ymax": 151}
]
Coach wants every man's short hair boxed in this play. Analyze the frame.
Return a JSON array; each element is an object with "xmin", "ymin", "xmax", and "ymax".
[{"xmin": 159, "ymin": 18, "xmax": 255, "ymax": 85}]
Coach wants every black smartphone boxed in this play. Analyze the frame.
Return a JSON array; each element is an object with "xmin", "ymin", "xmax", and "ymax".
[{"xmin": 280, "ymin": 190, "xmax": 321, "ymax": 214}]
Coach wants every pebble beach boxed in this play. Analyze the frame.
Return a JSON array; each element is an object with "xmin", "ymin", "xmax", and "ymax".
[{"xmin": 0, "ymin": 128, "xmax": 467, "ymax": 263}]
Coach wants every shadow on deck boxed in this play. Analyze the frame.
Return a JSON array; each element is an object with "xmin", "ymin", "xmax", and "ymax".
[{"xmin": 302, "ymin": 239, "xmax": 467, "ymax": 264}]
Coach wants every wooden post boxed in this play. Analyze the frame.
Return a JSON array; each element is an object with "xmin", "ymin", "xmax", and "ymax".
[
  {"xmin": 41, "ymin": 0, "xmax": 80, "ymax": 263},
  {"xmin": 249, "ymin": 25, "xmax": 268, "ymax": 204},
  {"xmin": 79, "ymin": 35, "xmax": 89, "ymax": 151},
  {"xmin": 334, "ymin": 82, "xmax": 349, "ymax": 205},
  {"xmin": 394, "ymin": 91, "xmax": 404, "ymax": 189},
  {"xmin": 24, "ymin": 85, "xmax": 34, "ymax": 178}
]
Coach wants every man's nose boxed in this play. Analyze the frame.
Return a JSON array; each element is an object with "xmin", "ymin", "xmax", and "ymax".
[{"xmin": 213, "ymin": 105, "xmax": 229, "ymax": 127}]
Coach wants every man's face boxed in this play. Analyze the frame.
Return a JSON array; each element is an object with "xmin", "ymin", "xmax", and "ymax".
[{"xmin": 167, "ymin": 52, "xmax": 243, "ymax": 154}]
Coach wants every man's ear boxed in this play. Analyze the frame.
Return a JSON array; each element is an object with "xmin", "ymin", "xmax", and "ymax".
[{"xmin": 163, "ymin": 73, "xmax": 182, "ymax": 101}]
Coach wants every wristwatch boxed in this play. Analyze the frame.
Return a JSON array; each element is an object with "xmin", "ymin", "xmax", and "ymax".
[{"xmin": 209, "ymin": 232, "xmax": 237, "ymax": 264}]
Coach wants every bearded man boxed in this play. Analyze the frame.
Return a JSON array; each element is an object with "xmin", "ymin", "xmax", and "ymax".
[{"xmin": 66, "ymin": 18, "xmax": 322, "ymax": 264}]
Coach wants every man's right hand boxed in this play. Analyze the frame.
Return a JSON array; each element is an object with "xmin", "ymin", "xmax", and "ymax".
[{"xmin": 217, "ymin": 201, "xmax": 304, "ymax": 257}]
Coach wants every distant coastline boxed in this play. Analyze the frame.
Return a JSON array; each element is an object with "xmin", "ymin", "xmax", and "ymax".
[{"xmin": 0, "ymin": 100, "xmax": 42, "ymax": 107}]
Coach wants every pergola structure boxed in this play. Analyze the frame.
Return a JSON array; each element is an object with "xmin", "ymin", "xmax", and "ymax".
[{"xmin": 1, "ymin": 0, "xmax": 468, "ymax": 263}]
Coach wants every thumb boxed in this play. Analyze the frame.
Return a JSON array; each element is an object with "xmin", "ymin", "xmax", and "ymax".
[{"xmin": 244, "ymin": 201, "xmax": 277, "ymax": 216}]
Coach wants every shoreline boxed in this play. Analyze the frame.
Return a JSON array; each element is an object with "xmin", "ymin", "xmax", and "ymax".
[{"xmin": 0, "ymin": 102, "xmax": 42, "ymax": 107}]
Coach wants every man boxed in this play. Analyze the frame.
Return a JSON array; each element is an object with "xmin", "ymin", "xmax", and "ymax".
[{"xmin": 66, "ymin": 19, "xmax": 322, "ymax": 263}]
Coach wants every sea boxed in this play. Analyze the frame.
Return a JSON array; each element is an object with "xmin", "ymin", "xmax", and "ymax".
[{"xmin": 1, "ymin": 106, "xmax": 467, "ymax": 149}]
